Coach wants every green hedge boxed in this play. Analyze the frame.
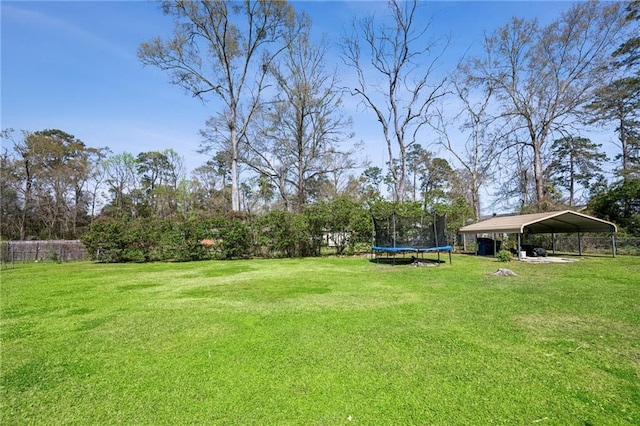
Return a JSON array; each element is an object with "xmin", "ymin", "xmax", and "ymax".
[
  {"xmin": 82, "ymin": 199, "xmax": 373, "ymax": 263},
  {"xmin": 82, "ymin": 216, "xmax": 251, "ymax": 262}
]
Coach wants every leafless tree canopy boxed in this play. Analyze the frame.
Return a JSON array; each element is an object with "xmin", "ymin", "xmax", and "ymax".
[
  {"xmin": 341, "ymin": 0, "xmax": 448, "ymax": 202},
  {"xmin": 463, "ymin": 1, "xmax": 627, "ymax": 208},
  {"xmin": 244, "ymin": 33, "xmax": 355, "ymax": 212}
]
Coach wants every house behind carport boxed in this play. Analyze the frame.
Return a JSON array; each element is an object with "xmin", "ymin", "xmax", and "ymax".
[{"xmin": 459, "ymin": 210, "xmax": 618, "ymax": 258}]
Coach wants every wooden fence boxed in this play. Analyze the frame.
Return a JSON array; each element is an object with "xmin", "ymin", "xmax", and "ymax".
[{"xmin": 1, "ymin": 240, "xmax": 89, "ymax": 264}]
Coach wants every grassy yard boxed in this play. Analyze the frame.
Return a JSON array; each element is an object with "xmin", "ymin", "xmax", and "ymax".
[{"xmin": 1, "ymin": 255, "xmax": 639, "ymax": 425}]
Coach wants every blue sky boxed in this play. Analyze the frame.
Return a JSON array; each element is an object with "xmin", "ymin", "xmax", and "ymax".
[{"xmin": 2, "ymin": 0, "xmax": 580, "ymax": 177}]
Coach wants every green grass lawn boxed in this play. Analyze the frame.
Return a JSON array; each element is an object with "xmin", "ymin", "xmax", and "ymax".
[{"xmin": 1, "ymin": 255, "xmax": 639, "ymax": 425}]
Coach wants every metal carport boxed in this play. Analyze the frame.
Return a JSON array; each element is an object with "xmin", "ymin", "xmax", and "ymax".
[{"xmin": 459, "ymin": 210, "xmax": 618, "ymax": 258}]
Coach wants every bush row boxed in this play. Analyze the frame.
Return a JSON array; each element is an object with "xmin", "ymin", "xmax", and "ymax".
[{"xmin": 82, "ymin": 198, "xmax": 373, "ymax": 262}]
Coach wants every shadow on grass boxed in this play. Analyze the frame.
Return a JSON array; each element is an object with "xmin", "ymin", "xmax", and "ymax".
[{"xmin": 369, "ymin": 256, "xmax": 445, "ymax": 266}]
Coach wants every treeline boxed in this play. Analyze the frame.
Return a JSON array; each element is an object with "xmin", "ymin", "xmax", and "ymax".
[
  {"xmin": 0, "ymin": 128, "xmax": 475, "ymax": 244},
  {"xmin": 1, "ymin": 129, "xmax": 107, "ymax": 240},
  {"xmin": 81, "ymin": 198, "xmax": 372, "ymax": 262}
]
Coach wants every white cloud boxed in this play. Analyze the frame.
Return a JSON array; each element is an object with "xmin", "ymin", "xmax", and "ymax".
[{"xmin": 2, "ymin": 3, "xmax": 134, "ymax": 60}]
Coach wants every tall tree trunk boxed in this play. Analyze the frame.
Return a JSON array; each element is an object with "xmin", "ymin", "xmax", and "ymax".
[
  {"xmin": 471, "ymin": 174, "xmax": 481, "ymax": 221},
  {"xmin": 533, "ymin": 144, "xmax": 545, "ymax": 207},
  {"xmin": 568, "ymin": 154, "xmax": 575, "ymax": 207},
  {"xmin": 20, "ymin": 158, "xmax": 32, "ymax": 241},
  {"xmin": 230, "ymin": 126, "xmax": 240, "ymax": 212}
]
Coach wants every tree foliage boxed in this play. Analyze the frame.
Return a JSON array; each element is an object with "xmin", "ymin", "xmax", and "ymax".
[
  {"xmin": 101, "ymin": 152, "xmax": 141, "ymax": 220},
  {"xmin": 8, "ymin": 1, "xmax": 640, "ymax": 252},
  {"xmin": 586, "ymin": 1, "xmax": 640, "ymax": 182},
  {"xmin": 82, "ymin": 215, "xmax": 250, "ymax": 262},
  {"xmin": 586, "ymin": 77, "xmax": 640, "ymax": 181},
  {"xmin": 139, "ymin": 0, "xmax": 302, "ymax": 211},
  {"xmin": 547, "ymin": 137, "xmax": 608, "ymax": 206},
  {"xmin": 136, "ymin": 149, "xmax": 186, "ymax": 219},
  {"xmin": 1, "ymin": 129, "xmax": 107, "ymax": 240},
  {"xmin": 589, "ymin": 178, "xmax": 640, "ymax": 236}
]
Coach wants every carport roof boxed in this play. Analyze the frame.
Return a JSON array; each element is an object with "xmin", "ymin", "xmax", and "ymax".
[{"xmin": 459, "ymin": 210, "xmax": 617, "ymax": 234}]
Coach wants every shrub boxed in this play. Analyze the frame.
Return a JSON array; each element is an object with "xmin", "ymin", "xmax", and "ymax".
[
  {"xmin": 82, "ymin": 218, "xmax": 128, "ymax": 262},
  {"xmin": 209, "ymin": 216, "xmax": 251, "ymax": 259},
  {"xmin": 321, "ymin": 197, "xmax": 372, "ymax": 255},
  {"xmin": 496, "ymin": 249, "xmax": 513, "ymax": 262},
  {"xmin": 258, "ymin": 211, "xmax": 307, "ymax": 257}
]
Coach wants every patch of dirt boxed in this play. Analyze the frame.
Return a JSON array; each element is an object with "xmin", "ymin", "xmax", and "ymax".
[
  {"xmin": 519, "ymin": 256, "xmax": 577, "ymax": 263},
  {"xmin": 412, "ymin": 259, "xmax": 439, "ymax": 267},
  {"xmin": 494, "ymin": 268, "xmax": 517, "ymax": 276}
]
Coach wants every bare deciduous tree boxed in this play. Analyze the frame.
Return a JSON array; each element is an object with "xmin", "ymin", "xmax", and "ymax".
[
  {"xmin": 246, "ymin": 33, "xmax": 355, "ymax": 212},
  {"xmin": 464, "ymin": 1, "xmax": 627, "ymax": 209},
  {"xmin": 434, "ymin": 78, "xmax": 501, "ymax": 221},
  {"xmin": 341, "ymin": 0, "xmax": 448, "ymax": 202},
  {"xmin": 103, "ymin": 152, "xmax": 140, "ymax": 219}
]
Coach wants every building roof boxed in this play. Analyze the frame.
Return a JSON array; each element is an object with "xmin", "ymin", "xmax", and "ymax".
[{"xmin": 459, "ymin": 210, "xmax": 617, "ymax": 235}]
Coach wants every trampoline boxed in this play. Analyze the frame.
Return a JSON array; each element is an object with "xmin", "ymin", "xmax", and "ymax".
[{"xmin": 371, "ymin": 211, "xmax": 452, "ymax": 264}]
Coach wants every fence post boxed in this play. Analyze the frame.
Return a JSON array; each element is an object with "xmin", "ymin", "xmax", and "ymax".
[{"xmin": 578, "ymin": 232, "xmax": 583, "ymax": 256}]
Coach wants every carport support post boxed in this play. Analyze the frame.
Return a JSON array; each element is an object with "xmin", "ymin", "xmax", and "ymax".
[
  {"xmin": 552, "ymin": 233, "xmax": 556, "ymax": 255},
  {"xmin": 517, "ymin": 233, "xmax": 522, "ymax": 260},
  {"xmin": 611, "ymin": 232, "xmax": 617, "ymax": 258},
  {"xmin": 474, "ymin": 234, "xmax": 478, "ymax": 256},
  {"xmin": 493, "ymin": 233, "xmax": 497, "ymax": 258},
  {"xmin": 578, "ymin": 232, "xmax": 583, "ymax": 256}
]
